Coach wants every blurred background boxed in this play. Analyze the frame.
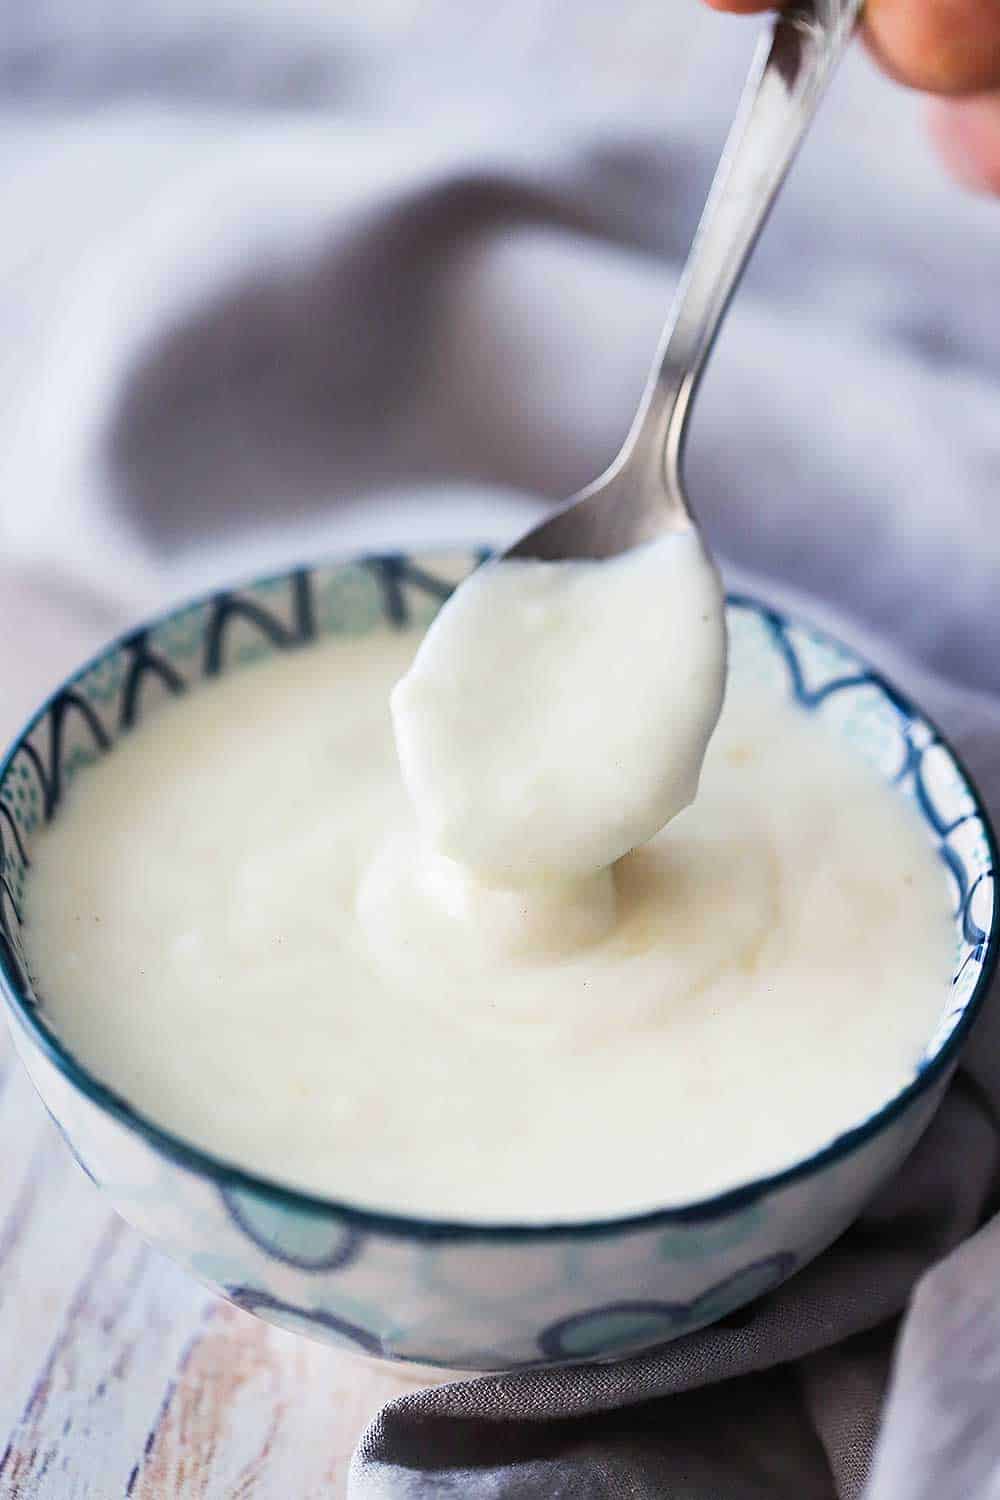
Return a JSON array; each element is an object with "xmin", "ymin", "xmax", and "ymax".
[{"xmin": 1, "ymin": 0, "xmax": 997, "ymax": 741}]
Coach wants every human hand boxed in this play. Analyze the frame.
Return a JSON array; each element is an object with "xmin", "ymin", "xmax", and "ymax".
[{"xmin": 703, "ymin": 0, "xmax": 1000, "ymax": 194}]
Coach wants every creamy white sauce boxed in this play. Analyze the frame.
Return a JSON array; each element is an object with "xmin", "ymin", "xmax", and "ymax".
[
  {"xmin": 24, "ymin": 627, "xmax": 953, "ymax": 1221},
  {"xmin": 391, "ymin": 532, "xmax": 727, "ymax": 886}
]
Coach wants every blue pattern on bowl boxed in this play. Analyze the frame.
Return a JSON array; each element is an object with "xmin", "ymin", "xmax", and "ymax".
[{"xmin": 0, "ymin": 551, "xmax": 995, "ymax": 1372}]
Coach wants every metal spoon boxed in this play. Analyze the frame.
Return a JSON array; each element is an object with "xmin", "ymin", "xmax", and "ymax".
[{"xmin": 503, "ymin": 0, "xmax": 863, "ymax": 564}]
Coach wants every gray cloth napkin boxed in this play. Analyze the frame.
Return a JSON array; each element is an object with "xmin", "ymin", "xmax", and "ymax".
[{"xmin": 2, "ymin": 3, "xmax": 1000, "ymax": 1496}]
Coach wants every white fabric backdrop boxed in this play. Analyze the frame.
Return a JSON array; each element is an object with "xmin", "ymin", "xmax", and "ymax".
[{"xmin": 0, "ymin": 0, "xmax": 997, "ymax": 734}]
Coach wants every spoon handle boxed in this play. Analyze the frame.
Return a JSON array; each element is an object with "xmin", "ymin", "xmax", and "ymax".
[{"xmin": 628, "ymin": 0, "xmax": 864, "ymax": 501}]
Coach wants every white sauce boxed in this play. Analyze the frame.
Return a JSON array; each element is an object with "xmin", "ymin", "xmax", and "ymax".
[
  {"xmin": 391, "ymin": 532, "xmax": 727, "ymax": 885},
  {"xmin": 24, "ymin": 625, "xmax": 952, "ymax": 1221}
]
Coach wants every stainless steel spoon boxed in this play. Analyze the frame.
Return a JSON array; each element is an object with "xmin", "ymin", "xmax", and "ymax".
[{"xmin": 503, "ymin": 0, "xmax": 863, "ymax": 564}]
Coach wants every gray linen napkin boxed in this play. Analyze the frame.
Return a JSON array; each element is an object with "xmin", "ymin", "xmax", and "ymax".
[{"xmin": 3, "ymin": 4, "xmax": 1000, "ymax": 1496}]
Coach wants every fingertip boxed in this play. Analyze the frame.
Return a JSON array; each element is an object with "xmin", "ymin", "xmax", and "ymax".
[
  {"xmin": 865, "ymin": 0, "xmax": 1000, "ymax": 97},
  {"xmin": 927, "ymin": 95, "xmax": 1000, "ymax": 195},
  {"xmin": 701, "ymin": 0, "xmax": 776, "ymax": 13}
]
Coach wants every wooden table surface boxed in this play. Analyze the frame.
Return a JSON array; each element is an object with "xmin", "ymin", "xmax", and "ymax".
[{"xmin": 0, "ymin": 1016, "xmax": 419, "ymax": 1498}]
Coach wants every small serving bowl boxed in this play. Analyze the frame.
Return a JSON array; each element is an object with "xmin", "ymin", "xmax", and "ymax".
[{"xmin": 0, "ymin": 550, "xmax": 996, "ymax": 1374}]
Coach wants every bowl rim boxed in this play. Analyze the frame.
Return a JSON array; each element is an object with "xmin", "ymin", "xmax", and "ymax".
[{"xmin": 1, "ymin": 550, "xmax": 997, "ymax": 1244}]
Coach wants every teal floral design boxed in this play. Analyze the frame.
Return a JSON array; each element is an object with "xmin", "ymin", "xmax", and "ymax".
[
  {"xmin": 77, "ymin": 652, "xmax": 127, "ymax": 707},
  {"xmin": 233, "ymin": 640, "xmax": 273, "ymax": 667},
  {"xmin": 657, "ymin": 1203, "xmax": 765, "ymax": 1262},
  {"xmin": 683, "ymin": 1253, "xmax": 795, "ymax": 1325},
  {"xmin": 540, "ymin": 1302, "xmax": 684, "ymax": 1360},
  {"xmin": 220, "ymin": 1185, "xmax": 361, "ymax": 1271},
  {"xmin": 149, "ymin": 603, "xmax": 211, "ymax": 664},
  {"xmin": 316, "ymin": 565, "xmax": 383, "ymax": 636},
  {"xmin": 63, "ymin": 746, "xmax": 100, "ymax": 788},
  {"xmin": 821, "ymin": 682, "xmax": 907, "ymax": 778},
  {"xmin": 1, "ymin": 763, "xmax": 39, "ymax": 842}
]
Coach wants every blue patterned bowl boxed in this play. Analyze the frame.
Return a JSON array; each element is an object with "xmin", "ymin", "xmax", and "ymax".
[{"xmin": 0, "ymin": 551, "xmax": 996, "ymax": 1373}]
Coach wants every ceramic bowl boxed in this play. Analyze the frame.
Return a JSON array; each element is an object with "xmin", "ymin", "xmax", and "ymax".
[{"xmin": 0, "ymin": 550, "xmax": 996, "ymax": 1374}]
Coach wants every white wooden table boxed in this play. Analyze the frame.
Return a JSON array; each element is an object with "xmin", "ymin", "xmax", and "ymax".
[{"xmin": 0, "ymin": 1019, "xmax": 419, "ymax": 1497}]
